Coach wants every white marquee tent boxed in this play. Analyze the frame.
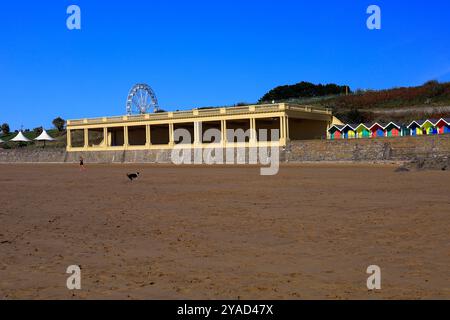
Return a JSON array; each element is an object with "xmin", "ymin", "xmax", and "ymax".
[
  {"xmin": 34, "ymin": 129, "xmax": 55, "ymax": 147},
  {"xmin": 35, "ymin": 129, "xmax": 55, "ymax": 142},
  {"xmin": 10, "ymin": 131, "xmax": 31, "ymax": 142}
]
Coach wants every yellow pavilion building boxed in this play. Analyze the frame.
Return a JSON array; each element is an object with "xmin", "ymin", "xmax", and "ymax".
[{"xmin": 66, "ymin": 103, "xmax": 340, "ymax": 152}]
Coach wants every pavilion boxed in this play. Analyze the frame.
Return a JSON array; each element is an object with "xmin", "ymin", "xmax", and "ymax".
[{"xmin": 66, "ymin": 103, "xmax": 340, "ymax": 152}]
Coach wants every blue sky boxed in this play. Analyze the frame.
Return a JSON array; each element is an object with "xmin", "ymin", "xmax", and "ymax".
[{"xmin": 1, "ymin": 0, "xmax": 449, "ymax": 129}]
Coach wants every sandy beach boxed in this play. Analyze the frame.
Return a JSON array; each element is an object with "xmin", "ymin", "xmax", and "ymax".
[{"xmin": 0, "ymin": 163, "xmax": 448, "ymax": 299}]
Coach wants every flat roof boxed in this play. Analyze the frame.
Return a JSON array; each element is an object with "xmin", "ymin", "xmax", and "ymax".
[{"xmin": 67, "ymin": 103, "xmax": 332, "ymax": 127}]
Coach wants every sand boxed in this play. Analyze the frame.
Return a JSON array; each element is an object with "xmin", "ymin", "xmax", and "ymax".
[{"xmin": 0, "ymin": 163, "xmax": 448, "ymax": 299}]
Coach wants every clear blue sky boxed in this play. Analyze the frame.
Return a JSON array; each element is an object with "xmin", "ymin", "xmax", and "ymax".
[{"xmin": 1, "ymin": 0, "xmax": 450, "ymax": 130}]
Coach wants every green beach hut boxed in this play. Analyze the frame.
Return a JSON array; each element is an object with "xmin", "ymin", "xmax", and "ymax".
[
  {"xmin": 384, "ymin": 122, "xmax": 402, "ymax": 137},
  {"xmin": 421, "ymin": 120, "xmax": 437, "ymax": 135},
  {"xmin": 355, "ymin": 124, "xmax": 371, "ymax": 138}
]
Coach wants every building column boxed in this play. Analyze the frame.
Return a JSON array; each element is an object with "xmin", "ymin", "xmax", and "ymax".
[
  {"xmin": 250, "ymin": 118, "xmax": 257, "ymax": 144},
  {"xmin": 280, "ymin": 117, "xmax": 285, "ymax": 141},
  {"xmin": 145, "ymin": 125, "xmax": 151, "ymax": 147},
  {"xmin": 285, "ymin": 115, "xmax": 290, "ymax": 142},
  {"xmin": 221, "ymin": 120, "xmax": 227, "ymax": 145},
  {"xmin": 169, "ymin": 123, "xmax": 174, "ymax": 146},
  {"xmin": 83, "ymin": 128, "xmax": 89, "ymax": 149},
  {"xmin": 124, "ymin": 126, "xmax": 129, "ymax": 148},
  {"xmin": 194, "ymin": 122, "xmax": 202, "ymax": 145},
  {"xmin": 67, "ymin": 129, "xmax": 72, "ymax": 149},
  {"xmin": 103, "ymin": 127, "xmax": 108, "ymax": 147},
  {"xmin": 280, "ymin": 116, "xmax": 289, "ymax": 144}
]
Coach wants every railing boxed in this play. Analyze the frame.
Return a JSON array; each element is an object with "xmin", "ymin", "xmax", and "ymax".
[
  {"xmin": 287, "ymin": 104, "xmax": 332, "ymax": 114},
  {"xmin": 67, "ymin": 103, "xmax": 332, "ymax": 126}
]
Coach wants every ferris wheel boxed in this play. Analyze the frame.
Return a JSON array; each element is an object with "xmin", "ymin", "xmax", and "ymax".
[{"xmin": 126, "ymin": 84, "xmax": 160, "ymax": 115}]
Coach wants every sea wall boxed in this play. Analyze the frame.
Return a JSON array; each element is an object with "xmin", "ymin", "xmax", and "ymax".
[
  {"xmin": 0, "ymin": 148, "xmax": 280, "ymax": 164},
  {"xmin": 286, "ymin": 135, "xmax": 450, "ymax": 162},
  {"xmin": 65, "ymin": 148, "xmax": 280, "ymax": 164},
  {"xmin": 0, "ymin": 149, "xmax": 67, "ymax": 163},
  {"xmin": 1, "ymin": 135, "xmax": 450, "ymax": 164}
]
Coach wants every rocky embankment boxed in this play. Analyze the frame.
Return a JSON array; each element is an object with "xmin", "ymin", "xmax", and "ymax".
[{"xmin": 396, "ymin": 156, "xmax": 450, "ymax": 172}]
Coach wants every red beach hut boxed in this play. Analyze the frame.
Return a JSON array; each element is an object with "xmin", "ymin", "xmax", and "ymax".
[
  {"xmin": 435, "ymin": 118, "xmax": 450, "ymax": 134},
  {"xmin": 369, "ymin": 123, "xmax": 385, "ymax": 138}
]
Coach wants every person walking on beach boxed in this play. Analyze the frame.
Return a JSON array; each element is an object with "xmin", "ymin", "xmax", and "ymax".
[{"xmin": 79, "ymin": 156, "xmax": 86, "ymax": 171}]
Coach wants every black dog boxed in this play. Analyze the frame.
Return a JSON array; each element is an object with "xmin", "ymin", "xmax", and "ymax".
[{"xmin": 126, "ymin": 172, "xmax": 140, "ymax": 181}]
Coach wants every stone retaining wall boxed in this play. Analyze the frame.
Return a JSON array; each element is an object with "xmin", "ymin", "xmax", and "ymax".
[
  {"xmin": 0, "ymin": 149, "xmax": 67, "ymax": 163},
  {"xmin": 286, "ymin": 135, "xmax": 450, "ymax": 162},
  {"xmin": 1, "ymin": 135, "xmax": 450, "ymax": 164}
]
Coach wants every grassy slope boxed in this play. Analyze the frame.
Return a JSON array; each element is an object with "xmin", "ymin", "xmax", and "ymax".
[
  {"xmin": 273, "ymin": 81, "xmax": 450, "ymax": 124},
  {"xmin": 0, "ymin": 129, "xmax": 67, "ymax": 149}
]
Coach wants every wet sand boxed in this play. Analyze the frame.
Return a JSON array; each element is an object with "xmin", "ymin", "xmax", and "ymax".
[{"xmin": 0, "ymin": 163, "xmax": 448, "ymax": 299}]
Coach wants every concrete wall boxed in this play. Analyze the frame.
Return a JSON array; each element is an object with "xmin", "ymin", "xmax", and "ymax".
[
  {"xmin": 128, "ymin": 126, "xmax": 146, "ymax": 146},
  {"xmin": 108, "ymin": 128, "xmax": 124, "ymax": 147},
  {"xmin": 289, "ymin": 118, "xmax": 328, "ymax": 140},
  {"xmin": 1, "ymin": 135, "xmax": 450, "ymax": 164},
  {"xmin": 151, "ymin": 125, "xmax": 170, "ymax": 145}
]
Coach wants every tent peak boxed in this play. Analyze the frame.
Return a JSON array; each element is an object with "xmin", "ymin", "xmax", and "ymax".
[
  {"xmin": 35, "ymin": 129, "xmax": 55, "ymax": 141},
  {"xmin": 11, "ymin": 131, "xmax": 31, "ymax": 142}
]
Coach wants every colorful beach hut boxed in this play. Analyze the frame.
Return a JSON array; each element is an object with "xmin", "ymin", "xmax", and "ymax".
[
  {"xmin": 341, "ymin": 124, "xmax": 357, "ymax": 139},
  {"xmin": 384, "ymin": 122, "xmax": 402, "ymax": 137},
  {"xmin": 401, "ymin": 126, "xmax": 410, "ymax": 137},
  {"xmin": 407, "ymin": 120, "xmax": 424, "ymax": 136},
  {"xmin": 421, "ymin": 120, "xmax": 438, "ymax": 135},
  {"xmin": 435, "ymin": 118, "xmax": 450, "ymax": 135},
  {"xmin": 328, "ymin": 125, "xmax": 344, "ymax": 140},
  {"xmin": 369, "ymin": 123, "xmax": 385, "ymax": 138},
  {"xmin": 355, "ymin": 124, "xmax": 371, "ymax": 139}
]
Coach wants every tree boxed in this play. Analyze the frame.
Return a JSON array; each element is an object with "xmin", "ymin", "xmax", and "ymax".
[
  {"xmin": 52, "ymin": 117, "xmax": 66, "ymax": 132},
  {"xmin": 424, "ymin": 80, "xmax": 439, "ymax": 86},
  {"xmin": 259, "ymin": 81, "xmax": 351, "ymax": 103},
  {"xmin": 33, "ymin": 126, "xmax": 43, "ymax": 135},
  {"xmin": 1, "ymin": 123, "xmax": 10, "ymax": 135}
]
